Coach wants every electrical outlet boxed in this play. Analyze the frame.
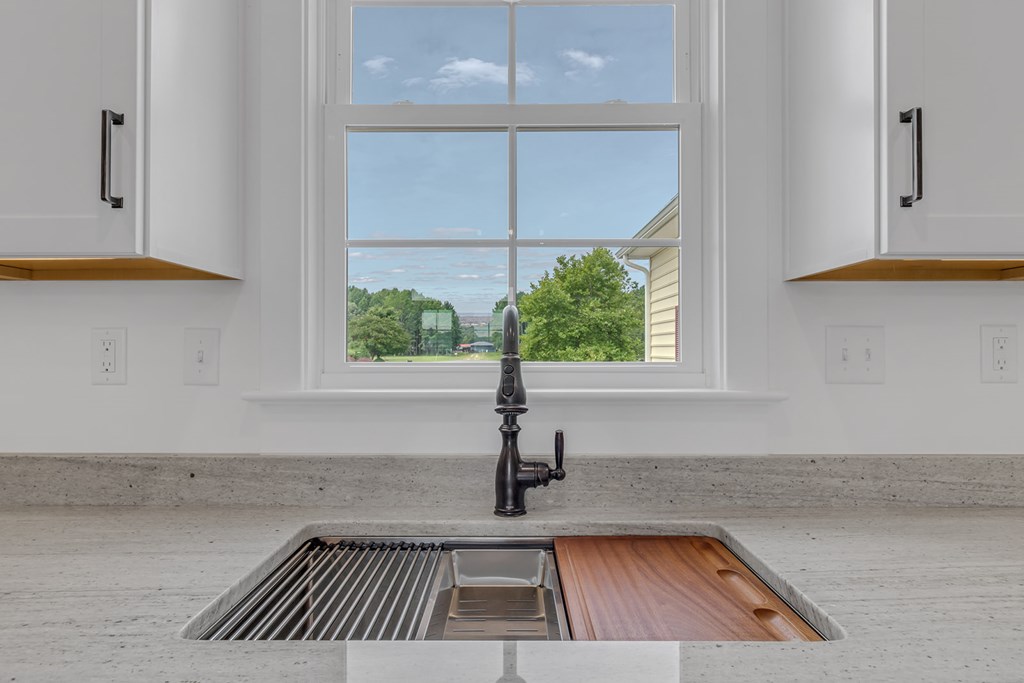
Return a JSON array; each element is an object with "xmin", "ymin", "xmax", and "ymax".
[
  {"xmin": 92, "ymin": 328, "xmax": 126, "ymax": 385},
  {"xmin": 825, "ymin": 326, "xmax": 885, "ymax": 384},
  {"xmin": 184, "ymin": 328, "xmax": 220, "ymax": 385},
  {"xmin": 981, "ymin": 325, "xmax": 1017, "ymax": 383},
  {"xmin": 994, "ymin": 338, "xmax": 1009, "ymax": 370}
]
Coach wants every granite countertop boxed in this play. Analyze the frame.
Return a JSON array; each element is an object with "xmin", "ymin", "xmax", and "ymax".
[{"xmin": 2, "ymin": 501, "xmax": 1023, "ymax": 682}]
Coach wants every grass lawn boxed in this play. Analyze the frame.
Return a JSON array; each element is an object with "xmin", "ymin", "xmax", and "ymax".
[{"xmin": 380, "ymin": 352, "xmax": 502, "ymax": 362}]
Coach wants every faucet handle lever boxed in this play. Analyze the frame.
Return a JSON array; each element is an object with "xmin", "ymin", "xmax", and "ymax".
[{"xmin": 552, "ymin": 429, "xmax": 566, "ymax": 481}]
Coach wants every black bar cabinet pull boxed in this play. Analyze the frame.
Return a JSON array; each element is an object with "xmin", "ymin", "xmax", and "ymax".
[
  {"xmin": 100, "ymin": 109, "xmax": 124, "ymax": 209},
  {"xmin": 900, "ymin": 107, "xmax": 923, "ymax": 207}
]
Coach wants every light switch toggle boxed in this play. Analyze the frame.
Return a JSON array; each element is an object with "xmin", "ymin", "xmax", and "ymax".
[
  {"xmin": 826, "ymin": 326, "xmax": 885, "ymax": 384},
  {"xmin": 184, "ymin": 328, "xmax": 220, "ymax": 386}
]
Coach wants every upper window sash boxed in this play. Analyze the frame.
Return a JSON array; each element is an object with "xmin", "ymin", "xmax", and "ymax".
[{"xmin": 331, "ymin": 0, "xmax": 696, "ymax": 107}]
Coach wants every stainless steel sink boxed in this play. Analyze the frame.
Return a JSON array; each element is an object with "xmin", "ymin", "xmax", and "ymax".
[
  {"xmin": 185, "ymin": 532, "xmax": 840, "ymax": 643},
  {"xmin": 193, "ymin": 537, "xmax": 568, "ymax": 642}
]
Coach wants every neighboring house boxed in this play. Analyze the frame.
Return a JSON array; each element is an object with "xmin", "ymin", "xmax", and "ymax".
[{"xmin": 616, "ymin": 196, "xmax": 680, "ymax": 363}]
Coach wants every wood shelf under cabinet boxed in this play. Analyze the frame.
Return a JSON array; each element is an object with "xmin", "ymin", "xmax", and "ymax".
[
  {"xmin": 790, "ymin": 259, "xmax": 1024, "ymax": 282},
  {"xmin": 0, "ymin": 258, "xmax": 235, "ymax": 281}
]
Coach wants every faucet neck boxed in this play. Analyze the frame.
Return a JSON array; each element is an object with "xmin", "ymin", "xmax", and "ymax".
[
  {"xmin": 502, "ymin": 304, "xmax": 520, "ymax": 355},
  {"xmin": 496, "ymin": 305, "xmax": 527, "ymax": 412}
]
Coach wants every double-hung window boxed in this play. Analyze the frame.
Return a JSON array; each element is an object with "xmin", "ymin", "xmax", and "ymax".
[{"xmin": 321, "ymin": 0, "xmax": 704, "ymax": 390}]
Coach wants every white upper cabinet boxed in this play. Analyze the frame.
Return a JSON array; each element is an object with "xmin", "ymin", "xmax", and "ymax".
[
  {"xmin": 0, "ymin": 0, "xmax": 141, "ymax": 256},
  {"xmin": 885, "ymin": 0, "xmax": 1024, "ymax": 256},
  {"xmin": 0, "ymin": 0, "xmax": 242, "ymax": 280},
  {"xmin": 786, "ymin": 0, "xmax": 1024, "ymax": 280}
]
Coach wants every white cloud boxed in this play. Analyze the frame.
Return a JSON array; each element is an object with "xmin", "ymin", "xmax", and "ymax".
[
  {"xmin": 363, "ymin": 55, "xmax": 395, "ymax": 78},
  {"xmin": 516, "ymin": 63, "xmax": 538, "ymax": 85},
  {"xmin": 457, "ymin": 274, "xmax": 481, "ymax": 280},
  {"xmin": 402, "ymin": 76, "xmax": 425, "ymax": 87},
  {"xmin": 351, "ymin": 276, "xmax": 379, "ymax": 284},
  {"xmin": 430, "ymin": 58, "xmax": 504, "ymax": 91},
  {"xmin": 428, "ymin": 58, "xmax": 536, "ymax": 91},
  {"xmin": 560, "ymin": 49, "xmax": 613, "ymax": 79},
  {"xmin": 388, "ymin": 268, "xmax": 406, "ymax": 273}
]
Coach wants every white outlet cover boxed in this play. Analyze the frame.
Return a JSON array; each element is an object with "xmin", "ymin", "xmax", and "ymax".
[
  {"xmin": 184, "ymin": 328, "xmax": 220, "ymax": 386},
  {"xmin": 826, "ymin": 326, "xmax": 885, "ymax": 384},
  {"xmin": 981, "ymin": 325, "xmax": 1017, "ymax": 383},
  {"xmin": 91, "ymin": 328, "xmax": 127, "ymax": 385}
]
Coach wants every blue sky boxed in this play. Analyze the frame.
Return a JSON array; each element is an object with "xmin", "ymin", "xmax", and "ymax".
[
  {"xmin": 347, "ymin": 5, "xmax": 678, "ymax": 316},
  {"xmin": 352, "ymin": 5, "xmax": 674, "ymax": 105}
]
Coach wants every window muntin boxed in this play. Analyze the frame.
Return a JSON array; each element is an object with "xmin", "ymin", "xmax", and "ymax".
[{"xmin": 324, "ymin": 0, "xmax": 701, "ymax": 382}]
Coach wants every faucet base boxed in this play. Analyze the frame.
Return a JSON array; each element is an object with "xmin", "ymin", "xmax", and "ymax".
[{"xmin": 493, "ymin": 507, "xmax": 528, "ymax": 518}]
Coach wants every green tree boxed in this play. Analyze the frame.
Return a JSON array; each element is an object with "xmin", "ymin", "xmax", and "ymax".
[
  {"xmin": 460, "ymin": 324, "xmax": 478, "ymax": 345},
  {"xmin": 517, "ymin": 248, "xmax": 644, "ymax": 362},
  {"xmin": 347, "ymin": 287, "xmax": 462, "ymax": 355},
  {"xmin": 348, "ymin": 286, "xmax": 372, "ymax": 318},
  {"xmin": 348, "ymin": 307, "xmax": 411, "ymax": 360}
]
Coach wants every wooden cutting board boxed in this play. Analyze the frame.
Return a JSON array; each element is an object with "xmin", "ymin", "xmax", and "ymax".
[{"xmin": 554, "ymin": 536, "xmax": 822, "ymax": 641}]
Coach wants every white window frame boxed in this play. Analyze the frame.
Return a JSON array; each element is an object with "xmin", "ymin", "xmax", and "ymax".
[{"xmin": 315, "ymin": 0, "xmax": 708, "ymax": 392}]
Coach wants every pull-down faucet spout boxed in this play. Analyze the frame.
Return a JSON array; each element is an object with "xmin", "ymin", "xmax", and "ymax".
[{"xmin": 494, "ymin": 304, "xmax": 566, "ymax": 517}]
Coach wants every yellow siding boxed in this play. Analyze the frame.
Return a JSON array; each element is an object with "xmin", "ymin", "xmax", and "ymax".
[
  {"xmin": 619, "ymin": 197, "xmax": 681, "ymax": 363},
  {"xmin": 650, "ymin": 321, "xmax": 677, "ymax": 336},
  {"xmin": 648, "ymin": 247, "xmax": 678, "ymax": 362},
  {"xmin": 650, "ymin": 256, "xmax": 678, "ymax": 280}
]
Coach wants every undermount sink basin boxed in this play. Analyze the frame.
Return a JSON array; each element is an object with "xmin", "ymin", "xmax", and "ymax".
[{"xmin": 183, "ymin": 532, "xmax": 838, "ymax": 643}]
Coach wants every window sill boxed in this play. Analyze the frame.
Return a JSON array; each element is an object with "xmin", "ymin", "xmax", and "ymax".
[{"xmin": 241, "ymin": 389, "xmax": 788, "ymax": 405}]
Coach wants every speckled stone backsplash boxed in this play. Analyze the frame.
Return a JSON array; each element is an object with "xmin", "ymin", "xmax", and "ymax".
[{"xmin": 1, "ymin": 453, "xmax": 1021, "ymax": 507}]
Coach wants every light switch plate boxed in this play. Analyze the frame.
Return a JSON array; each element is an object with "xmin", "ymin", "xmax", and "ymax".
[
  {"xmin": 184, "ymin": 328, "xmax": 220, "ymax": 386},
  {"xmin": 92, "ymin": 328, "xmax": 126, "ymax": 385},
  {"xmin": 826, "ymin": 326, "xmax": 885, "ymax": 384},
  {"xmin": 981, "ymin": 325, "xmax": 1017, "ymax": 383}
]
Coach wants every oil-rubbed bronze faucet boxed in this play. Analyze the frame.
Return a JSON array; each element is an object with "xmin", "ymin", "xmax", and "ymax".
[{"xmin": 494, "ymin": 304, "xmax": 566, "ymax": 517}]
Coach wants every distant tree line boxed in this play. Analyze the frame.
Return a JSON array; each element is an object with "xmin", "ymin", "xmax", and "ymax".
[{"xmin": 347, "ymin": 287, "xmax": 466, "ymax": 360}]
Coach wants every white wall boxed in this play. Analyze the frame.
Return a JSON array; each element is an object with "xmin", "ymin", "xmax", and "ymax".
[
  {"xmin": 0, "ymin": 280, "xmax": 261, "ymax": 452},
  {"xmin": 2, "ymin": 0, "xmax": 1023, "ymax": 456},
  {"xmin": 770, "ymin": 281, "xmax": 1024, "ymax": 454}
]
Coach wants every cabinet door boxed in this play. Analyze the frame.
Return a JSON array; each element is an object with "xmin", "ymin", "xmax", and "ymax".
[
  {"xmin": 884, "ymin": 0, "xmax": 1024, "ymax": 256},
  {"xmin": 0, "ymin": 0, "xmax": 142, "ymax": 257}
]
